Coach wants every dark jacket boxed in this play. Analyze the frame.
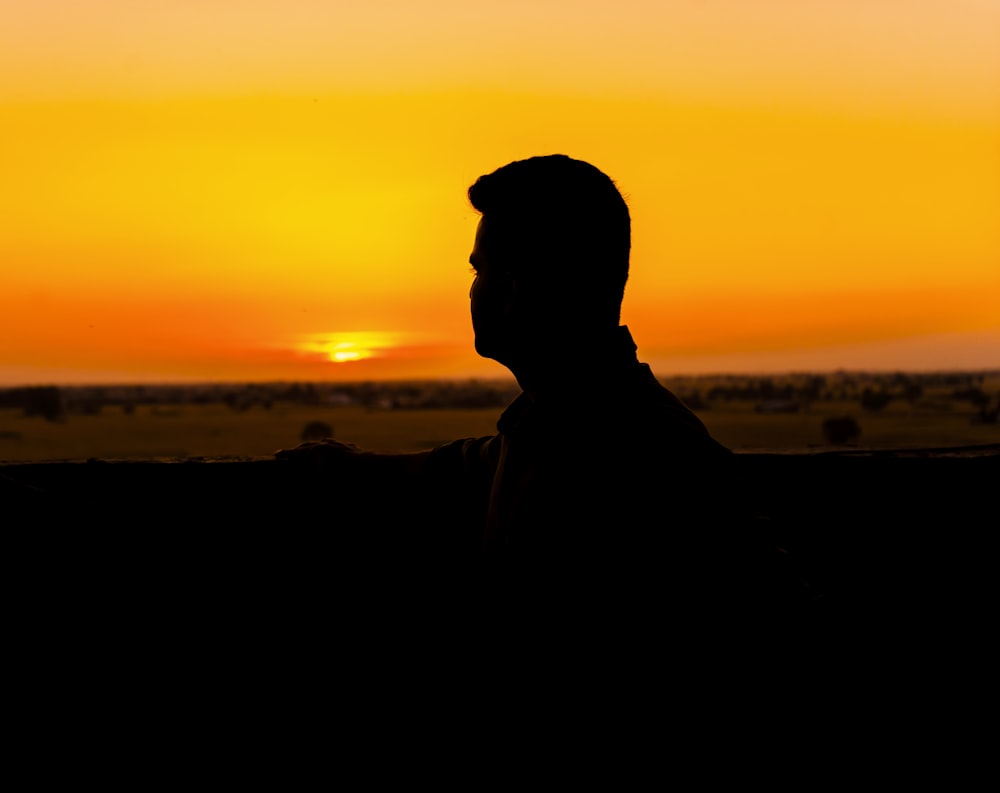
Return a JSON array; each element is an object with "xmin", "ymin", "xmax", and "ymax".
[{"xmin": 419, "ymin": 327, "xmax": 772, "ymax": 636}]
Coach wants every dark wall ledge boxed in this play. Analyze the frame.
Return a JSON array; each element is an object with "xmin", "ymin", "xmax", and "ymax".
[
  {"xmin": 5, "ymin": 446, "xmax": 998, "ymax": 701},
  {"xmin": 5, "ymin": 443, "xmax": 997, "ymax": 529}
]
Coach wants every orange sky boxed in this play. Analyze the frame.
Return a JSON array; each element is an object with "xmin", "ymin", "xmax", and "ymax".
[{"xmin": 2, "ymin": 1, "xmax": 998, "ymax": 384}]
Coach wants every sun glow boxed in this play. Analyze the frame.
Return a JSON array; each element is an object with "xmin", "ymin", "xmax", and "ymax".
[{"xmin": 294, "ymin": 332, "xmax": 403, "ymax": 365}]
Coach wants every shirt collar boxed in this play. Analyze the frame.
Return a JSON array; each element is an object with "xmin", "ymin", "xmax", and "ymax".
[{"xmin": 496, "ymin": 325, "xmax": 641, "ymax": 435}]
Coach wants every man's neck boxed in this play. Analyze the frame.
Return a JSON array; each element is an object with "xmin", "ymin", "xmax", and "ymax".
[{"xmin": 507, "ymin": 325, "xmax": 634, "ymax": 399}]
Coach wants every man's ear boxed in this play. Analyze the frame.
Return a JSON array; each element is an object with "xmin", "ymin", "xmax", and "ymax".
[
  {"xmin": 500, "ymin": 277, "xmax": 522, "ymax": 322},
  {"xmin": 512, "ymin": 278, "xmax": 567, "ymax": 337},
  {"xmin": 506, "ymin": 272, "xmax": 537, "ymax": 316}
]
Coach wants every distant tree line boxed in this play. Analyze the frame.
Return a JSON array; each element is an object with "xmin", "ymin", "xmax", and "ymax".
[
  {"xmin": 1, "ymin": 371, "xmax": 996, "ymax": 427},
  {"xmin": 0, "ymin": 379, "xmax": 523, "ymax": 419}
]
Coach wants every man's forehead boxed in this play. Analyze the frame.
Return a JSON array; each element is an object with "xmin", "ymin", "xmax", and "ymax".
[
  {"xmin": 477, "ymin": 209, "xmax": 556, "ymax": 256},
  {"xmin": 471, "ymin": 216, "xmax": 499, "ymax": 258},
  {"xmin": 473, "ymin": 214, "xmax": 531, "ymax": 252}
]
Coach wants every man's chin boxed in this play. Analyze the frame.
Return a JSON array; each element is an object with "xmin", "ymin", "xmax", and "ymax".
[{"xmin": 474, "ymin": 338, "xmax": 507, "ymax": 366}]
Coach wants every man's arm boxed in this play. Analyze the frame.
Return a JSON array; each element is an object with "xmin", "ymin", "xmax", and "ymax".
[{"xmin": 274, "ymin": 439, "xmax": 431, "ymax": 478}]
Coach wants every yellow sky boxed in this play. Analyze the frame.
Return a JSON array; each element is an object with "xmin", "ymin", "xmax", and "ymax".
[{"xmin": 1, "ymin": 1, "xmax": 998, "ymax": 384}]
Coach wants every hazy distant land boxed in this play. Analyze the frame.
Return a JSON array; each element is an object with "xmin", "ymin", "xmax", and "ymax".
[{"xmin": 1, "ymin": 370, "xmax": 997, "ymax": 462}]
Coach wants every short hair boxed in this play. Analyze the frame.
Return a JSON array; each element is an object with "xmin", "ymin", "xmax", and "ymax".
[{"xmin": 467, "ymin": 154, "xmax": 631, "ymax": 323}]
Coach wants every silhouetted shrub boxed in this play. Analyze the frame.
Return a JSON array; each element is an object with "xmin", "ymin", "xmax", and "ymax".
[
  {"xmin": 972, "ymin": 403, "xmax": 999, "ymax": 425},
  {"xmin": 71, "ymin": 400, "xmax": 102, "ymax": 415},
  {"xmin": 22, "ymin": 386, "xmax": 66, "ymax": 423},
  {"xmin": 223, "ymin": 392, "xmax": 252, "ymax": 412},
  {"xmin": 952, "ymin": 387, "xmax": 990, "ymax": 408},
  {"xmin": 860, "ymin": 388, "xmax": 891, "ymax": 412},
  {"xmin": 301, "ymin": 421, "xmax": 334, "ymax": 442},
  {"xmin": 679, "ymin": 390, "xmax": 708, "ymax": 410},
  {"xmin": 822, "ymin": 416, "xmax": 862, "ymax": 445},
  {"xmin": 902, "ymin": 382, "xmax": 924, "ymax": 405}
]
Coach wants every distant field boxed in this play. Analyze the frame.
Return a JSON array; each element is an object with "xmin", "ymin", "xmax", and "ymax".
[
  {"xmin": 2, "ymin": 396, "xmax": 997, "ymax": 462},
  {"xmin": 0, "ymin": 404, "xmax": 500, "ymax": 462},
  {"xmin": 701, "ymin": 399, "xmax": 998, "ymax": 451}
]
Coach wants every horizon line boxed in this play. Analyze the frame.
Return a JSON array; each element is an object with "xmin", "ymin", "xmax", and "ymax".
[{"xmin": 3, "ymin": 366, "xmax": 999, "ymax": 390}]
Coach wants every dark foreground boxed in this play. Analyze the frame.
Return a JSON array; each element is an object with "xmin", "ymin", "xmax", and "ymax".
[{"xmin": 5, "ymin": 446, "xmax": 998, "ymax": 745}]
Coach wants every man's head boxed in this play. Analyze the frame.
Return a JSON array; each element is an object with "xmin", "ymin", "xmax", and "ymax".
[{"xmin": 466, "ymin": 155, "xmax": 631, "ymax": 366}]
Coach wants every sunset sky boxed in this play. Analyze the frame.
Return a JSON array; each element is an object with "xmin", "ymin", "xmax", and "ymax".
[{"xmin": 2, "ymin": 0, "xmax": 998, "ymax": 384}]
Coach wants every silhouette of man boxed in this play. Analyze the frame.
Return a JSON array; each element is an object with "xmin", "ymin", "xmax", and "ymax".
[{"xmin": 277, "ymin": 154, "xmax": 754, "ymax": 639}]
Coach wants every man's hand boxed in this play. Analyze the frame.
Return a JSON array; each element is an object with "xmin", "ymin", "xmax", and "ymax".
[
  {"xmin": 273, "ymin": 438, "xmax": 370, "ymax": 466},
  {"xmin": 275, "ymin": 439, "xmax": 432, "ymax": 478}
]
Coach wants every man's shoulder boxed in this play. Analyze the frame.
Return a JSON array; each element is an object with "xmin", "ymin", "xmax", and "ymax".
[{"xmin": 601, "ymin": 364, "xmax": 729, "ymax": 453}]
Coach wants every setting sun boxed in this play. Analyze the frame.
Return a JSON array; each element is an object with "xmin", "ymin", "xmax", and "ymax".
[{"xmin": 294, "ymin": 332, "xmax": 404, "ymax": 365}]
